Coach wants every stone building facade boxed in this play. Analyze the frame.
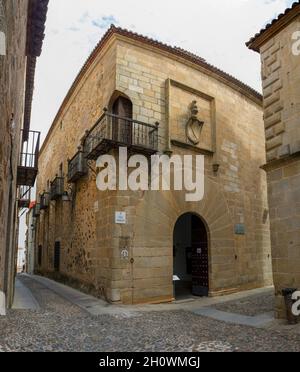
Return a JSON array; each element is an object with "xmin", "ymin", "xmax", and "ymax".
[
  {"xmin": 35, "ymin": 26, "xmax": 273, "ymax": 305},
  {"xmin": 247, "ymin": 1, "xmax": 300, "ymax": 318},
  {"xmin": 0, "ymin": 0, "xmax": 48, "ymax": 314}
]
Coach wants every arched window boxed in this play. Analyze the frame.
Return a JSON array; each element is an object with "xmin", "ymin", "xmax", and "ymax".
[{"xmin": 111, "ymin": 96, "xmax": 133, "ymax": 145}]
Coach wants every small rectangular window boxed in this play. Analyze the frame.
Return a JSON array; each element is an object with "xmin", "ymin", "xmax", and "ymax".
[
  {"xmin": 54, "ymin": 242, "xmax": 60, "ymax": 271},
  {"xmin": 38, "ymin": 245, "xmax": 42, "ymax": 266},
  {"xmin": 59, "ymin": 163, "xmax": 63, "ymax": 177}
]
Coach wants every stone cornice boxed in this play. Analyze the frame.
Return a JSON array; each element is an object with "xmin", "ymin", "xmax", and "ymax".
[
  {"xmin": 23, "ymin": 0, "xmax": 49, "ymax": 139},
  {"xmin": 261, "ymin": 152, "xmax": 300, "ymax": 172}
]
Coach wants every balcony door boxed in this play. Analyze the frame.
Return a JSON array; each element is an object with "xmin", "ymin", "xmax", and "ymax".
[{"xmin": 112, "ymin": 96, "xmax": 133, "ymax": 145}]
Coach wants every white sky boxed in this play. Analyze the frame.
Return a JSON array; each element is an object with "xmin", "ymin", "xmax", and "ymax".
[{"xmin": 19, "ymin": 0, "xmax": 295, "ymax": 246}]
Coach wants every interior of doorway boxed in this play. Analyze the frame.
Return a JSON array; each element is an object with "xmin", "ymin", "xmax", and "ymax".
[{"xmin": 173, "ymin": 213, "xmax": 209, "ymax": 300}]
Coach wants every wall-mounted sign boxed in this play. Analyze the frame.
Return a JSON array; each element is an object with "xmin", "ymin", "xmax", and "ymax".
[
  {"xmin": 115, "ymin": 211, "xmax": 126, "ymax": 224},
  {"xmin": 121, "ymin": 249, "xmax": 129, "ymax": 260},
  {"xmin": 94, "ymin": 201, "xmax": 99, "ymax": 213},
  {"xmin": 235, "ymin": 224, "xmax": 246, "ymax": 235}
]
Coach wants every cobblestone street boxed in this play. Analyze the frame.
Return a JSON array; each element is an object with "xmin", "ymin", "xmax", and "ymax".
[{"xmin": 0, "ymin": 275, "xmax": 299, "ymax": 352}]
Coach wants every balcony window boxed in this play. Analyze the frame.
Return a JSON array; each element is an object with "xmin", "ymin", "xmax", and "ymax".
[
  {"xmin": 112, "ymin": 96, "xmax": 133, "ymax": 144},
  {"xmin": 50, "ymin": 177, "xmax": 64, "ymax": 200},
  {"xmin": 18, "ymin": 186, "xmax": 31, "ymax": 209},
  {"xmin": 40, "ymin": 192, "xmax": 50, "ymax": 210},
  {"xmin": 67, "ymin": 150, "xmax": 87, "ymax": 183},
  {"xmin": 84, "ymin": 111, "xmax": 159, "ymax": 160},
  {"xmin": 17, "ymin": 130, "xmax": 40, "ymax": 187}
]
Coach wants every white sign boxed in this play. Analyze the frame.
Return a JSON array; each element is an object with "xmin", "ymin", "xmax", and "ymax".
[
  {"xmin": 173, "ymin": 275, "xmax": 180, "ymax": 282},
  {"xmin": 94, "ymin": 201, "xmax": 99, "ymax": 212},
  {"xmin": 115, "ymin": 211, "xmax": 126, "ymax": 224},
  {"xmin": 121, "ymin": 249, "xmax": 129, "ymax": 259}
]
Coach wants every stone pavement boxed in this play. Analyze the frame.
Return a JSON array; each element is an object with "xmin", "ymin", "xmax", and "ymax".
[
  {"xmin": 0, "ymin": 274, "xmax": 299, "ymax": 352},
  {"xmin": 192, "ymin": 307, "xmax": 274, "ymax": 328},
  {"xmin": 28, "ymin": 276, "xmax": 280, "ymax": 329},
  {"xmin": 27, "ymin": 274, "xmax": 275, "ymax": 321},
  {"xmin": 13, "ymin": 278, "xmax": 40, "ymax": 310}
]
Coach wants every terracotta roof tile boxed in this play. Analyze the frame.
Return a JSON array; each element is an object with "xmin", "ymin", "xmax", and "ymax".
[
  {"xmin": 247, "ymin": 1, "xmax": 300, "ymax": 51},
  {"xmin": 40, "ymin": 25, "xmax": 262, "ymax": 154},
  {"xmin": 79, "ymin": 25, "xmax": 262, "ymax": 101}
]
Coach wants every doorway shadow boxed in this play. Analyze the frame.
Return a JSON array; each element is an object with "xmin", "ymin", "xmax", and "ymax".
[{"xmin": 173, "ymin": 213, "xmax": 209, "ymax": 300}]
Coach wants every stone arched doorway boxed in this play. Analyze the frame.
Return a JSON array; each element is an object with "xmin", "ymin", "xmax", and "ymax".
[{"xmin": 173, "ymin": 213, "xmax": 209, "ymax": 299}]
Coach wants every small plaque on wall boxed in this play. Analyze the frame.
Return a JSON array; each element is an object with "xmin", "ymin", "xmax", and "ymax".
[
  {"xmin": 235, "ymin": 224, "xmax": 246, "ymax": 235},
  {"xmin": 115, "ymin": 211, "xmax": 126, "ymax": 224}
]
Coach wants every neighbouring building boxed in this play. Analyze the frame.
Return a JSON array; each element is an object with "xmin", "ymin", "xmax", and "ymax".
[
  {"xmin": 35, "ymin": 25, "xmax": 273, "ymax": 305},
  {"xmin": 25, "ymin": 201, "xmax": 36, "ymax": 275},
  {"xmin": 17, "ymin": 247, "xmax": 25, "ymax": 273},
  {"xmin": 0, "ymin": 0, "xmax": 48, "ymax": 315},
  {"xmin": 247, "ymin": 1, "xmax": 300, "ymax": 318}
]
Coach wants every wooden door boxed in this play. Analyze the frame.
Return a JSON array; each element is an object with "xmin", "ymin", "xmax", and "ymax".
[
  {"xmin": 112, "ymin": 97, "xmax": 133, "ymax": 144},
  {"xmin": 191, "ymin": 215, "xmax": 209, "ymax": 296}
]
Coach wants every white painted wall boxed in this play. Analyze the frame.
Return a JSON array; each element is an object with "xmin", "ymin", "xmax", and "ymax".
[{"xmin": 17, "ymin": 247, "xmax": 25, "ymax": 273}]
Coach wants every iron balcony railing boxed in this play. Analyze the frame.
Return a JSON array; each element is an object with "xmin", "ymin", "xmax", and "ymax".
[
  {"xmin": 84, "ymin": 111, "xmax": 159, "ymax": 160},
  {"xmin": 17, "ymin": 186, "xmax": 31, "ymax": 209},
  {"xmin": 40, "ymin": 192, "xmax": 50, "ymax": 210},
  {"xmin": 50, "ymin": 177, "xmax": 64, "ymax": 200},
  {"xmin": 17, "ymin": 130, "xmax": 40, "ymax": 187},
  {"xmin": 67, "ymin": 150, "xmax": 87, "ymax": 183}
]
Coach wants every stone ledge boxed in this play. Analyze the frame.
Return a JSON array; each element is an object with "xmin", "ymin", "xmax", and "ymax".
[
  {"xmin": 171, "ymin": 140, "xmax": 214, "ymax": 155},
  {"xmin": 261, "ymin": 152, "xmax": 300, "ymax": 172}
]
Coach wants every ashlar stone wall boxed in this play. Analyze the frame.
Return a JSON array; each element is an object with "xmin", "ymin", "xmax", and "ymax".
[
  {"xmin": 259, "ymin": 15, "xmax": 300, "ymax": 318},
  {"xmin": 36, "ymin": 34, "xmax": 273, "ymax": 304}
]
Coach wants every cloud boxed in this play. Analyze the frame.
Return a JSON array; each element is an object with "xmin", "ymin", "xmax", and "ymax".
[
  {"xmin": 30, "ymin": 0, "xmax": 296, "ymax": 144},
  {"xmin": 92, "ymin": 15, "xmax": 118, "ymax": 29}
]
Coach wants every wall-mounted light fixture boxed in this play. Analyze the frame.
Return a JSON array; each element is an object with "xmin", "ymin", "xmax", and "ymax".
[
  {"xmin": 213, "ymin": 162, "xmax": 220, "ymax": 173},
  {"xmin": 62, "ymin": 191, "xmax": 70, "ymax": 202}
]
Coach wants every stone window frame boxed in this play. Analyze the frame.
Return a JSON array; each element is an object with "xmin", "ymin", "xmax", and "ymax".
[{"xmin": 165, "ymin": 78, "xmax": 217, "ymax": 155}]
